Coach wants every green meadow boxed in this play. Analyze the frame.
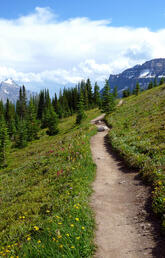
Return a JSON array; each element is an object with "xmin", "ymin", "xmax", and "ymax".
[
  {"xmin": 105, "ymin": 85, "xmax": 165, "ymax": 231},
  {"xmin": 0, "ymin": 109, "xmax": 101, "ymax": 257}
]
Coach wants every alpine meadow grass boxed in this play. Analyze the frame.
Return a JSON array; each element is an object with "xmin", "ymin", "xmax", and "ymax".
[
  {"xmin": 105, "ymin": 85, "xmax": 165, "ymax": 232},
  {"xmin": 0, "ymin": 109, "xmax": 101, "ymax": 257}
]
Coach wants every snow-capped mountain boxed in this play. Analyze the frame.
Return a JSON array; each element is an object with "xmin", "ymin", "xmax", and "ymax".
[
  {"xmin": 108, "ymin": 58, "xmax": 165, "ymax": 95},
  {"xmin": 0, "ymin": 78, "xmax": 33, "ymax": 103}
]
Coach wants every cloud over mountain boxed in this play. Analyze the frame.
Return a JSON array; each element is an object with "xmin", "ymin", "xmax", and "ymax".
[{"xmin": 0, "ymin": 7, "xmax": 165, "ymax": 90}]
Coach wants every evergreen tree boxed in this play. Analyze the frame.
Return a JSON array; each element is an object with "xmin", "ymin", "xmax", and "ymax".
[
  {"xmin": 0, "ymin": 100, "xmax": 4, "ymax": 119},
  {"xmin": 134, "ymin": 82, "xmax": 140, "ymax": 96},
  {"xmin": 5, "ymin": 99, "xmax": 16, "ymax": 139},
  {"xmin": 148, "ymin": 81, "xmax": 153, "ymax": 89},
  {"xmin": 122, "ymin": 88, "xmax": 130, "ymax": 98},
  {"xmin": 46, "ymin": 106, "xmax": 59, "ymax": 136},
  {"xmin": 154, "ymin": 77, "xmax": 157, "ymax": 87},
  {"xmin": 76, "ymin": 91, "xmax": 86, "ymax": 124},
  {"xmin": 27, "ymin": 99, "xmax": 39, "ymax": 141},
  {"xmin": 113, "ymin": 86, "xmax": 118, "ymax": 98},
  {"xmin": 0, "ymin": 117, "xmax": 9, "ymax": 167},
  {"xmin": 159, "ymin": 77, "xmax": 165, "ymax": 85},
  {"xmin": 93, "ymin": 82, "xmax": 101, "ymax": 107},
  {"xmin": 52, "ymin": 93, "xmax": 58, "ymax": 113},
  {"xmin": 16, "ymin": 86, "xmax": 27, "ymax": 119},
  {"xmin": 102, "ymin": 80, "xmax": 115, "ymax": 114},
  {"xmin": 86, "ymin": 78, "xmax": 93, "ymax": 108},
  {"xmin": 83, "ymin": 86, "xmax": 89, "ymax": 110},
  {"xmin": 37, "ymin": 90, "xmax": 45, "ymax": 120},
  {"xmin": 15, "ymin": 120, "xmax": 27, "ymax": 148}
]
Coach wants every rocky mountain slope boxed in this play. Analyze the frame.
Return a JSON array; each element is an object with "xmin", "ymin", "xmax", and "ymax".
[
  {"xmin": 0, "ymin": 79, "xmax": 33, "ymax": 103},
  {"xmin": 108, "ymin": 58, "xmax": 165, "ymax": 94}
]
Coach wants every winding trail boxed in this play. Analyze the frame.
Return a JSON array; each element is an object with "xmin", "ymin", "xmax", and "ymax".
[{"xmin": 90, "ymin": 115, "xmax": 165, "ymax": 258}]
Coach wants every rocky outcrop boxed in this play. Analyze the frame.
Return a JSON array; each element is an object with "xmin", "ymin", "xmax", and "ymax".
[{"xmin": 108, "ymin": 58, "xmax": 165, "ymax": 95}]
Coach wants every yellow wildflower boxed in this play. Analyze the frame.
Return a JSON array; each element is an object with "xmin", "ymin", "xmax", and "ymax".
[
  {"xmin": 71, "ymin": 246, "xmax": 75, "ymax": 249},
  {"xmin": 76, "ymin": 236, "xmax": 80, "ymax": 240},
  {"xmin": 59, "ymin": 245, "xmax": 63, "ymax": 248},
  {"xmin": 34, "ymin": 226, "xmax": 39, "ymax": 231},
  {"xmin": 58, "ymin": 222, "xmax": 62, "ymax": 225},
  {"xmin": 57, "ymin": 235, "xmax": 62, "ymax": 239},
  {"xmin": 27, "ymin": 237, "xmax": 31, "ymax": 241},
  {"xmin": 37, "ymin": 240, "xmax": 41, "ymax": 244},
  {"xmin": 75, "ymin": 218, "xmax": 79, "ymax": 221},
  {"xmin": 70, "ymin": 224, "xmax": 74, "ymax": 227},
  {"xmin": 82, "ymin": 226, "xmax": 85, "ymax": 230},
  {"xmin": 52, "ymin": 237, "xmax": 56, "ymax": 241},
  {"xmin": 46, "ymin": 210, "xmax": 50, "ymax": 213},
  {"xmin": 66, "ymin": 233, "xmax": 70, "ymax": 237}
]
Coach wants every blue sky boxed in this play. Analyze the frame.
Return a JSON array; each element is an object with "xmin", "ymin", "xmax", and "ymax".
[
  {"xmin": 0, "ymin": 1, "xmax": 165, "ymax": 93},
  {"xmin": 1, "ymin": 0, "xmax": 165, "ymax": 30}
]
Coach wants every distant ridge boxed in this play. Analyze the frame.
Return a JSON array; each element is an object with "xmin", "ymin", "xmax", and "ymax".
[
  {"xmin": 0, "ymin": 79, "xmax": 34, "ymax": 103},
  {"xmin": 108, "ymin": 58, "xmax": 165, "ymax": 95}
]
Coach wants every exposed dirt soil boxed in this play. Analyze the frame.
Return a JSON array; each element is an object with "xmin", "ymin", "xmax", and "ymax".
[{"xmin": 90, "ymin": 115, "xmax": 165, "ymax": 258}]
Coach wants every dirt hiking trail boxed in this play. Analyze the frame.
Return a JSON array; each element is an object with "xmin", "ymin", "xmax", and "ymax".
[{"xmin": 90, "ymin": 115, "xmax": 165, "ymax": 258}]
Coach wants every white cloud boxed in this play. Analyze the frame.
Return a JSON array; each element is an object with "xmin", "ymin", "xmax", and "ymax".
[{"xmin": 0, "ymin": 7, "xmax": 165, "ymax": 91}]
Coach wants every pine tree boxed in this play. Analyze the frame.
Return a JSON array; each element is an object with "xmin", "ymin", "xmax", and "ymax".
[
  {"xmin": 102, "ymin": 80, "xmax": 115, "ymax": 114},
  {"xmin": 148, "ymin": 81, "xmax": 153, "ymax": 89},
  {"xmin": 27, "ymin": 99, "xmax": 39, "ymax": 141},
  {"xmin": 134, "ymin": 82, "xmax": 140, "ymax": 96},
  {"xmin": 93, "ymin": 82, "xmax": 101, "ymax": 107},
  {"xmin": 122, "ymin": 88, "xmax": 130, "ymax": 98},
  {"xmin": 86, "ymin": 78, "xmax": 93, "ymax": 108},
  {"xmin": 5, "ymin": 99, "xmax": 16, "ymax": 139},
  {"xmin": 37, "ymin": 90, "xmax": 45, "ymax": 120},
  {"xmin": 159, "ymin": 77, "xmax": 165, "ymax": 85},
  {"xmin": 76, "ymin": 91, "xmax": 86, "ymax": 124},
  {"xmin": 83, "ymin": 86, "xmax": 89, "ymax": 110},
  {"xmin": 0, "ymin": 117, "xmax": 10, "ymax": 167},
  {"xmin": 154, "ymin": 77, "xmax": 157, "ymax": 87},
  {"xmin": 15, "ymin": 120, "xmax": 27, "ymax": 148},
  {"xmin": 52, "ymin": 93, "xmax": 58, "ymax": 113},
  {"xmin": 113, "ymin": 86, "xmax": 118, "ymax": 98},
  {"xmin": 16, "ymin": 86, "xmax": 27, "ymax": 119},
  {"xmin": 0, "ymin": 100, "xmax": 4, "ymax": 118},
  {"xmin": 46, "ymin": 106, "xmax": 59, "ymax": 136}
]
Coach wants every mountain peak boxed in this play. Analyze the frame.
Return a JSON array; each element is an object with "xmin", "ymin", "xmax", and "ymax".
[
  {"xmin": 0, "ymin": 79, "xmax": 33, "ymax": 103},
  {"xmin": 108, "ymin": 58, "xmax": 165, "ymax": 95},
  {"xmin": 4, "ymin": 78, "xmax": 15, "ymax": 85}
]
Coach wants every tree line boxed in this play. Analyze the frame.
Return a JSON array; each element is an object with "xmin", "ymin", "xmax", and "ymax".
[
  {"xmin": 0, "ymin": 78, "xmax": 116, "ymax": 167},
  {"xmin": 122, "ymin": 77, "xmax": 165, "ymax": 98}
]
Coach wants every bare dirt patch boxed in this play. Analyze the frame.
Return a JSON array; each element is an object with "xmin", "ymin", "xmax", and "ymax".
[{"xmin": 90, "ymin": 115, "xmax": 165, "ymax": 258}]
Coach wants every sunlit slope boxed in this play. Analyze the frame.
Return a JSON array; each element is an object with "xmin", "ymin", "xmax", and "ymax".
[
  {"xmin": 0, "ymin": 109, "xmax": 101, "ymax": 257},
  {"xmin": 106, "ymin": 85, "xmax": 165, "ymax": 230}
]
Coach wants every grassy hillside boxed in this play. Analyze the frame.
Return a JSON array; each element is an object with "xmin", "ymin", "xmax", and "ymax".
[
  {"xmin": 0, "ymin": 109, "xmax": 101, "ymax": 257},
  {"xmin": 105, "ymin": 85, "xmax": 165, "ymax": 231}
]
